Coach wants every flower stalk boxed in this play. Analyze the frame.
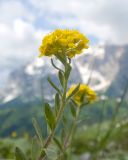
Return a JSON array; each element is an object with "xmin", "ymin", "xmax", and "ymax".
[
  {"xmin": 39, "ymin": 57, "xmax": 69, "ymax": 160},
  {"xmin": 63, "ymin": 106, "xmax": 80, "ymax": 149},
  {"xmin": 36, "ymin": 29, "xmax": 96, "ymax": 160},
  {"xmin": 14, "ymin": 29, "xmax": 98, "ymax": 160}
]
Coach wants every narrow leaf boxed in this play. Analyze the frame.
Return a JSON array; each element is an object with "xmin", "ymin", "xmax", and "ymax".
[
  {"xmin": 31, "ymin": 136, "xmax": 41, "ymax": 160},
  {"xmin": 47, "ymin": 77, "xmax": 61, "ymax": 96},
  {"xmin": 39, "ymin": 148, "xmax": 46, "ymax": 159},
  {"xmin": 53, "ymin": 137, "xmax": 63, "ymax": 151},
  {"xmin": 69, "ymin": 102, "xmax": 76, "ymax": 117},
  {"xmin": 67, "ymin": 83, "xmax": 80, "ymax": 101},
  {"xmin": 51, "ymin": 58, "xmax": 64, "ymax": 73},
  {"xmin": 62, "ymin": 116, "xmax": 67, "ymax": 125},
  {"xmin": 62, "ymin": 116, "xmax": 68, "ymax": 131},
  {"xmin": 58, "ymin": 71, "xmax": 65, "ymax": 87},
  {"xmin": 44, "ymin": 103, "xmax": 55, "ymax": 130},
  {"xmin": 65, "ymin": 64, "xmax": 72, "ymax": 80},
  {"xmin": 55, "ymin": 54, "xmax": 66, "ymax": 65},
  {"xmin": 15, "ymin": 147, "xmax": 26, "ymax": 160},
  {"xmin": 32, "ymin": 118, "xmax": 43, "ymax": 146},
  {"xmin": 61, "ymin": 128, "xmax": 66, "ymax": 143},
  {"xmin": 55, "ymin": 93, "xmax": 60, "ymax": 115},
  {"xmin": 71, "ymin": 99, "xmax": 78, "ymax": 107}
]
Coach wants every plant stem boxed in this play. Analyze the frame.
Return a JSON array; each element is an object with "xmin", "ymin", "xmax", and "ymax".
[
  {"xmin": 64, "ymin": 107, "xmax": 80, "ymax": 149},
  {"xmin": 38, "ymin": 62, "xmax": 68, "ymax": 160},
  {"xmin": 43, "ymin": 93, "xmax": 67, "ymax": 149}
]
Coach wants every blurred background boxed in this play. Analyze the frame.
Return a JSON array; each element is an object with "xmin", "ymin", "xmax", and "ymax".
[{"xmin": 0, "ymin": 0, "xmax": 128, "ymax": 159}]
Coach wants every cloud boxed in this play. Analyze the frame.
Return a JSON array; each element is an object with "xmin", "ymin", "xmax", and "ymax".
[
  {"xmin": 29, "ymin": 0, "xmax": 128, "ymax": 44},
  {"xmin": 0, "ymin": 0, "xmax": 34, "ymax": 24},
  {"xmin": 0, "ymin": 19, "xmax": 48, "ymax": 58},
  {"xmin": 0, "ymin": 0, "xmax": 127, "ymax": 87},
  {"xmin": 0, "ymin": 0, "xmax": 49, "ymax": 64},
  {"xmin": 0, "ymin": 0, "xmax": 128, "ymax": 66},
  {"xmin": 0, "ymin": 19, "xmax": 48, "ymax": 64}
]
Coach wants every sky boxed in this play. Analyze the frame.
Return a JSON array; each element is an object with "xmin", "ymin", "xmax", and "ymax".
[{"xmin": 0, "ymin": 0, "xmax": 128, "ymax": 67}]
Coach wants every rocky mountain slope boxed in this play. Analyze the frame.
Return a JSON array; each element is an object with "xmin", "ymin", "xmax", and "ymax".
[{"xmin": 0, "ymin": 44, "xmax": 128, "ymax": 104}]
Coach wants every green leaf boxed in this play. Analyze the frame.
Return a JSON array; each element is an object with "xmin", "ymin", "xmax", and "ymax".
[
  {"xmin": 55, "ymin": 54, "xmax": 66, "ymax": 65},
  {"xmin": 47, "ymin": 77, "xmax": 62, "ymax": 96},
  {"xmin": 61, "ymin": 128, "xmax": 66, "ymax": 143},
  {"xmin": 58, "ymin": 71, "xmax": 65, "ymax": 87},
  {"xmin": 32, "ymin": 118, "xmax": 43, "ymax": 146},
  {"xmin": 15, "ymin": 147, "xmax": 26, "ymax": 160},
  {"xmin": 62, "ymin": 115, "xmax": 67, "ymax": 125},
  {"xmin": 62, "ymin": 116, "xmax": 68, "ymax": 131},
  {"xmin": 51, "ymin": 58, "xmax": 64, "ymax": 73},
  {"xmin": 44, "ymin": 103, "xmax": 55, "ymax": 130},
  {"xmin": 55, "ymin": 93, "xmax": 60, "ymax": 115},
  {"xmin": 53, "ymin": 137, "xmax": 63, "ymax": 151},
  {"xmin": 69, "ymin": 102, "xmax": 76, "ymax": 118},
  {"xmin": 39, "ymin": 148, "xmax": 46, "ymax": 159},
  {"xmin": 31, "ymin": 136, "xmax": 41, "ymax": 160},
  {"xmin": 67, "ymin": 83, "xmax": 80, "ymax": 101},
  {"xmin": 65, "ymin": 63, "xmax": 72, "ymax": 80},
  {"xmin": 71, "ymin": 99, "xmax": 78, "ymax": 107}
]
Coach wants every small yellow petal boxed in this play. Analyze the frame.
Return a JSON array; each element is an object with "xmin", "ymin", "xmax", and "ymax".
[{"xmin": 67, "ymin": 84, "xmax": 97, "ymax": 106}]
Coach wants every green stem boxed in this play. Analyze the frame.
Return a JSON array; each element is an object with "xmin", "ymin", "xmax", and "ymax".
[
  {"xmin": 43, "ymin": 91, "xmax": 67, "ymax": 149},
  {"xmin": 38, "ymin": 61, "xmax": 68, "ymax": 160},
  {"xmin": 64, "ymin": 107, "xmax": 80, "ymax": 149}
]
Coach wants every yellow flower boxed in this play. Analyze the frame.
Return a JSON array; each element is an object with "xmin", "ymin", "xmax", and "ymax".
[
  {"xmin": 67, "ymin": 84, "xmax": 97, "ymax": 105},
  {"xmin": 39, "ymin": 29, "xmax": 89, "ymax": 58},
  {"xmin": 11, "ymin": 131, "xmax": 17, "ymax": 138}
]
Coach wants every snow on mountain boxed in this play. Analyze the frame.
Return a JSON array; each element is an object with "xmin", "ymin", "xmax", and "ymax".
[
  {"xmin": 1, "ymin": 44, "xmax": 128, "ymax": 103},
  {"xmin": 74, "ymin": 47, "xmax": 110, "ymax": 91}
]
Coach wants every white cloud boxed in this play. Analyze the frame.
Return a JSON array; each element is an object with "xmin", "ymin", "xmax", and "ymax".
[
  {"xmin": 0, "ymin": 0, "xmax": 50, "ymax": 65},
  {"xmin": 0, "ymin": 0, "xmax": 127, "ymax": 88},
  {"xmin": 0, "ymin": 0, "xmax": 34, "ymax": 24},
  {"xmin": 0, "ymin": 19, "xmax": 48, "ymax": 63},
  {"xmin": 0, "ymin": 0, "xmax": 128, "ymax": 67},
  {"xmin": 29, "ymin": 0, "xmax": 128, "ymax": 44}
]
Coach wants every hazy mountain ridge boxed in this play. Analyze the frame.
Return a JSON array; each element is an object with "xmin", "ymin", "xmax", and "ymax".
[
  {"xmin": 0, "ymin": 44, "xmax": 128, "ymax": 137},
  {"xmin": 108, "ymin": 45, "xmax": 128, "ymax": 96},
  {"xmin": 0, "ymin": 44, "xmax": 128, "ymax": 104}
]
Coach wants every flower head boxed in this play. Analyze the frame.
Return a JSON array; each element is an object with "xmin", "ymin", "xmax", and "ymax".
[
  {"xmin": 39, "ymin": 29, "xmax": 89, "ymax": 58},
  {"xmin": 67, "ymin": 84, "xmax": 97, "ymax": 105},
  {"xmin": 11, "ymin": 131, "xmax": 17, "ymax": 138}
]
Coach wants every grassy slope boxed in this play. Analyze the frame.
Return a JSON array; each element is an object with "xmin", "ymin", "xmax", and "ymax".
[
  {"xmin": 0, "ymin": 97, "xmax": 44, "ymax": 137},
  {"xmin": 0, "ymin": 97, "xmax": 127, "ymax": 137}
]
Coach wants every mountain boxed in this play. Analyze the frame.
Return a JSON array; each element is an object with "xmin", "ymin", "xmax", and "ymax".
[
  {"xmin": 0, "ymin": 44, "xmax": 128, "ymax": 137},
  {"xmin": 1, "ymin": 44, "xmax": 128, "ymax": 104},
  {"xmin": 107, "ymin": 45, "xmax": 128, "ymax": 97}
]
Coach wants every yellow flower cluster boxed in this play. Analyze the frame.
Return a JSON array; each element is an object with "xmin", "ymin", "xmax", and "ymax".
[
  {"xmin": 67, "ymin": 84, "xmax": 97, "ymax": 105},
  {"xmin": 11, "ymin": 131, "xmax": 17, "ymax": 138},
  {"xmin": 39, "ymin": 29, "xmax": 89, "ymax": 58}
]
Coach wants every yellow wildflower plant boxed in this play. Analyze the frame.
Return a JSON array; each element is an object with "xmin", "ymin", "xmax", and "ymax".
[
  {"xmin": 39, "ymin": 29, "xmax": 89, "ymax": 58},
  {"xmin": 67, "ymin": 84, "xmax": 97, "ymax": 105},
  {"xmin": 11, "ymin": 131, "xmax": 17, "ymax": 138}
]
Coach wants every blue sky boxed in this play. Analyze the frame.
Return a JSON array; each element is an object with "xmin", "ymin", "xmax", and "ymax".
[{"xmin": 0, "ymin": 0, "xmax": 128, "ymax": 64}]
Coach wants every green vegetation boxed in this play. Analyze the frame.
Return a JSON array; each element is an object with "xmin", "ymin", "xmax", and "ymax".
[
  {"xmin": 0, "ymin": 98, "xmax": 128, "ymax": 159},
  {"xmin": 0, "ymin": 98, "xmax": 44, "ymax": 137}
]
